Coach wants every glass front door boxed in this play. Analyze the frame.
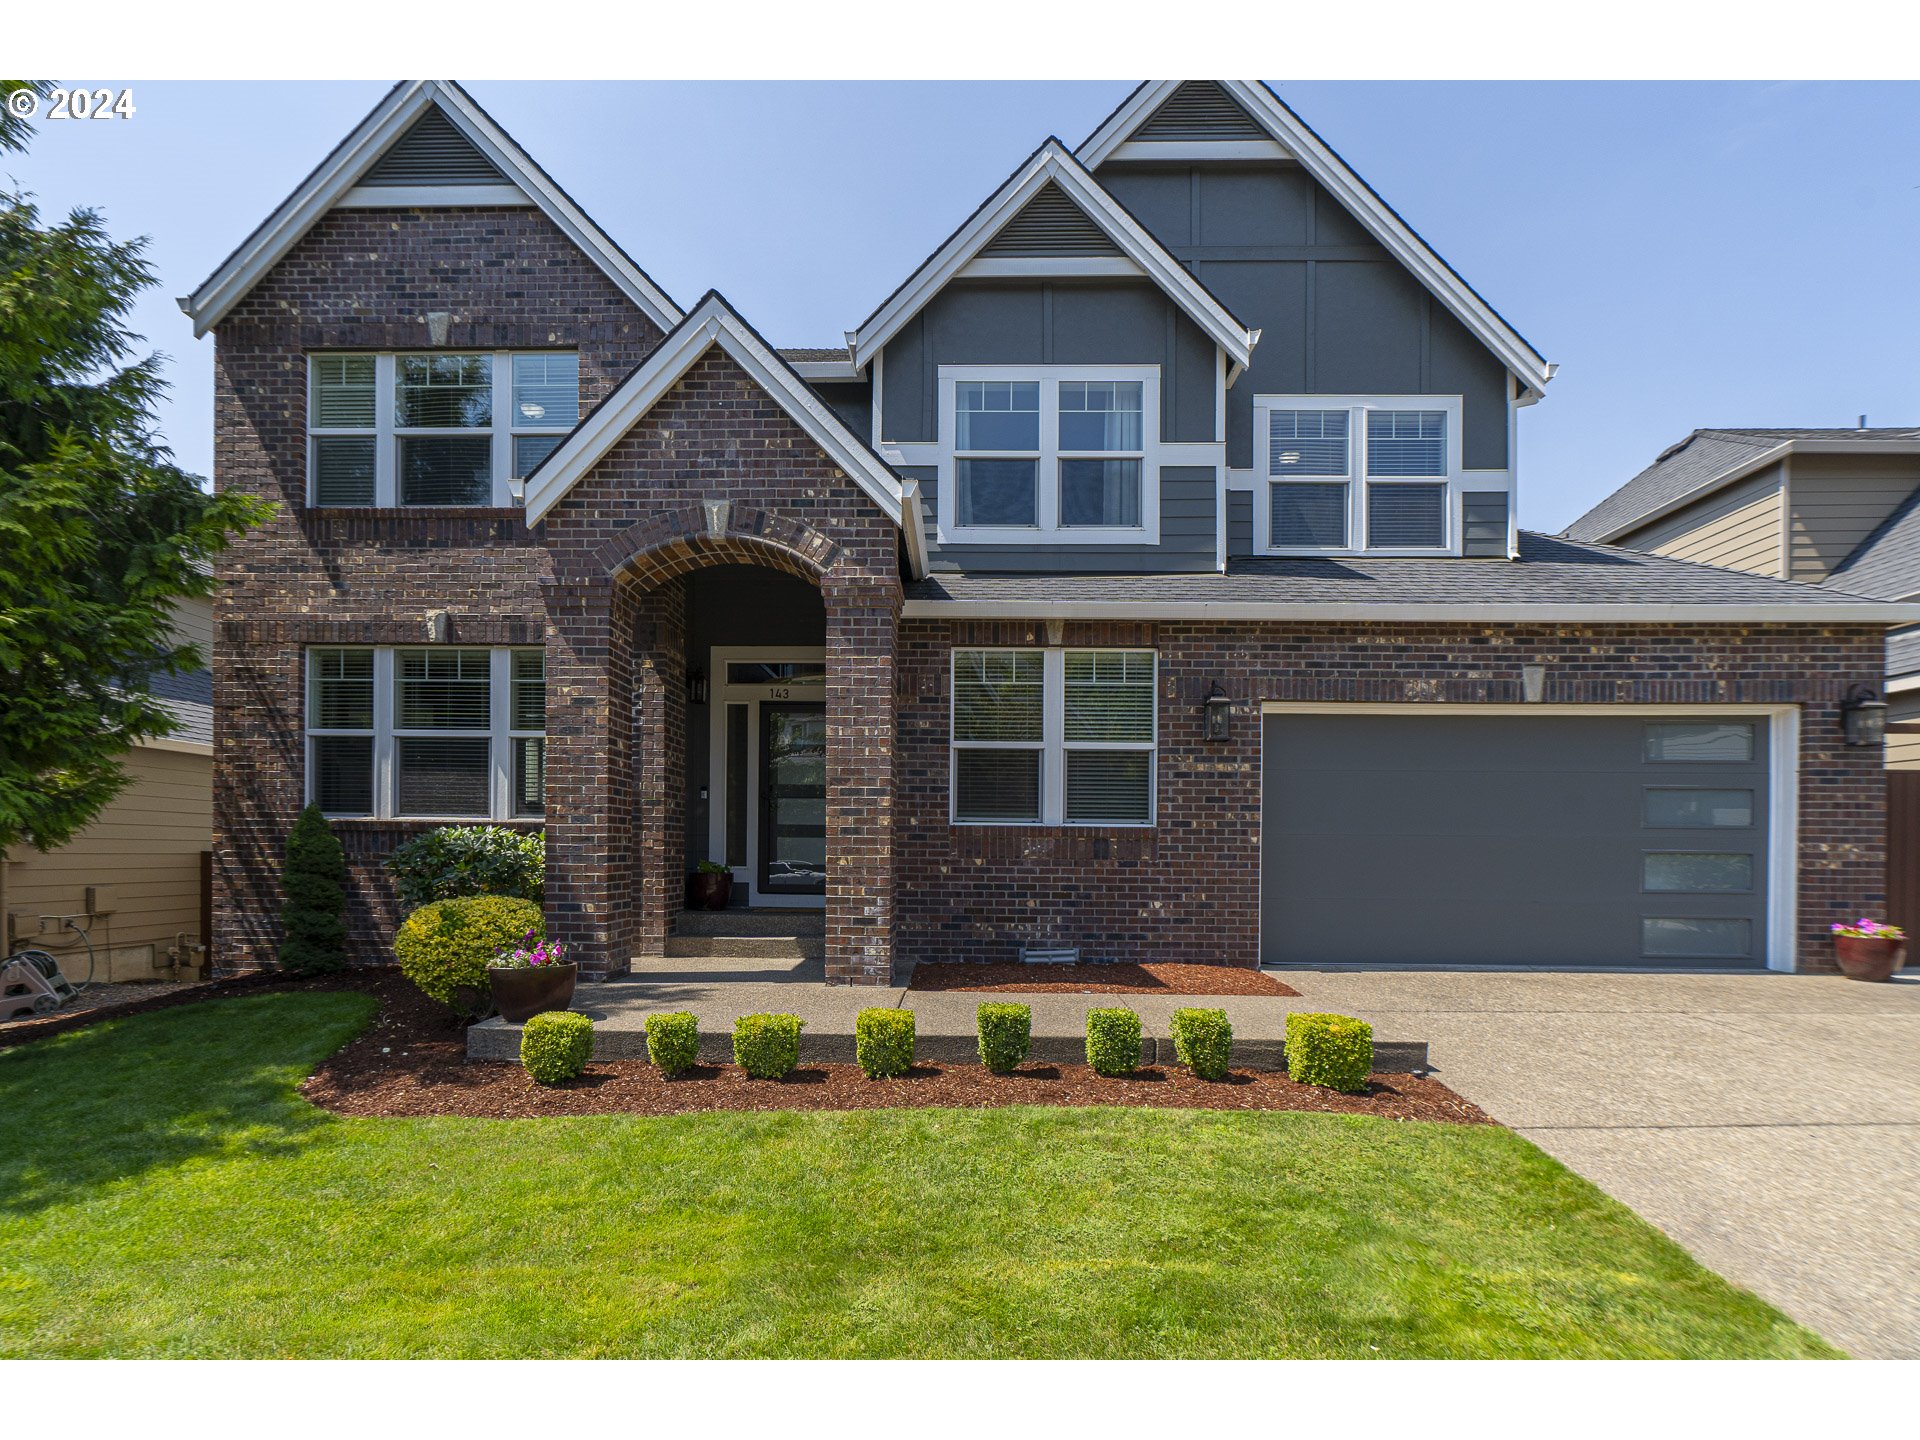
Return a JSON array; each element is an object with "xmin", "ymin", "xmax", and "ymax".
[{"xmin": 758, "ymin": 702, "xmax": 827, "ymax": 895}]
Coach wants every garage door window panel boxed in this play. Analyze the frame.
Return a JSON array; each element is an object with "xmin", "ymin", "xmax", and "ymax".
[
  {"xmin": 1644, "ymin": 788, "xmax": 1754, "ymax": 829},
  {"xmin": 1643, "ymin": 916, "xmax": 1752, "ymax": 960},
  {"xmin": 1645, "ymin": 722, "xmax": 1754, "ymax": 763},
  {"xmin": 1643, "ymin": 851, "xmax": 1755, "ymax": 894}
]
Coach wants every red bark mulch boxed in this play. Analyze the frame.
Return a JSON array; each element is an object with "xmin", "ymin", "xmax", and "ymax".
[{"xmin": 907, "ymin": 961, "xmax": 1299, "ymax": 996}]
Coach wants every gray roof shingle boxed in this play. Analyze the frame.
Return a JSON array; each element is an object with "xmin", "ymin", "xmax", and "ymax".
[
  {"xmin": 776, "ymin": 347, "xmax": 853, "ymax": 363},
  {"xmin": 1887, "ymin": 627, "xmax": 1920, "ymax": 680},
  {"xmin": 1825, "ymin": 487, "xmax": 1920, "ymax": 602},
  {"xmin": 1563, "ymin": 427, "xmax": 1920, "ymax": 543},
  {"xmin": 905, "ymin": 531, "xmax": 1907, "ymax": 614},
  {"xmin": 145, "ymin": 668, "xmax": 213, "ymax": 747}
]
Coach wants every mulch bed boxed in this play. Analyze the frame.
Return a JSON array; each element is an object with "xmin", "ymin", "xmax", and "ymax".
[{"xmin": 907, "ymin": 961, "xmax": 1299, "ymax": 996}]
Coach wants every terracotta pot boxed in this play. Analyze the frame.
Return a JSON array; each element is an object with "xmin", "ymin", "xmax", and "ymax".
[
  {"xmin": 690, "ymin": 871, "xmax": 733, "ymax": 911},
  {"xmin": 488, "ymin": 962, "xmax": 578, "ymax": 1023},
  {"xmin": 1834, "ymin": 934, "xmax": 1906, "ymax": 982}
]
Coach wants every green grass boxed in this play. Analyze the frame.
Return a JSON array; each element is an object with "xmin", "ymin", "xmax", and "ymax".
[{"xmin": 0, "ymin": 993, "xmax": 1839, "ymax": 1358}]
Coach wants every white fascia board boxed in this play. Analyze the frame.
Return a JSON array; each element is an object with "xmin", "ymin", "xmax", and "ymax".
[
  {"xmin": 849, "ymin": 141, "xmax": 1253, "ymax": 372},
  {"xmin": 1886, "ymin": 672, "xmax": 1920, "ymax": 694},
  {"xmin": 336, "ymin": 183, "xmax": 532, "ymax": 208},
  {"xmin": 524, "ymin": 296, "xmax": 904, "ymax": 530},
  {"xmin": 180, "ymin": 81, "xmax": 680, "ymax": 338},
  {"xmin": 1107, "ymin": 139, "xmax": 1291, "ymax": 162},
  {"xmin": 137, "ymin": 736, "xmax": 214, "ymax": 757},
  {"xmin": 789, "ymin": 358, "xmax": 863, "ymax": 381},
  {"xmin": 900, "ymin": 599, "xmax": 1920, "ymax": 624},
  {"xmin": 1077, "ymin": 81, "xmax": 1552, "ymax": 397}
]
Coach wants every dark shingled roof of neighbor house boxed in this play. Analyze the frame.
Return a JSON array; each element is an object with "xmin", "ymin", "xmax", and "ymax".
[
  {"xmin": 1826, "ymin": 486, "xmax": 1920, "ymax": 603},
  {"xmin": 145, "ymin": 668, "xmax": 214, "ymax": 747}
]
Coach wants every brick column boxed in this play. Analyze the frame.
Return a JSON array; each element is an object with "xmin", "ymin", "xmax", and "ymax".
[
  {"xmin": 633, "ymin": 579, "xmax": 688, "ymax": 959},
  {"xmin": 823, "ymin": 583, "xmax": 901, "ymax": 984},
  {"xmin": 542, "ymin": 579, "xmax": 639, "ymax": 979}
]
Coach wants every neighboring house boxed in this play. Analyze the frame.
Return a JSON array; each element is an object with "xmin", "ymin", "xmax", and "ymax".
[
  {"xmin": 1564, "ymin": 429, "xmax": 1920, "ymax": 767},
  {"xmin": 181, "ymin": 80, "xmax": 1915, "ymax": 983},
  {"xmin": 1, "ymin": 597, "xmax": 214, "ymax": 982}
]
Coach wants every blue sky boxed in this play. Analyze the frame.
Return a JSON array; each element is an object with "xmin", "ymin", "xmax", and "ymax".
[{"xmin": 10, "ymin": 79, "xmax": 1919, "ymax": 533}]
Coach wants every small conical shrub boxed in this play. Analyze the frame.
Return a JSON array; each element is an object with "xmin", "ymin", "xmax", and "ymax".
[{"xmin": 280, "ymin": 803, "xmax": 348, "ymax": 974}]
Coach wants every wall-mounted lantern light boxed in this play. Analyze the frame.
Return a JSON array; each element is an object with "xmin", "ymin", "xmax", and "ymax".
[
  {"xmin": 687, "ymin": 669, "xmax": 710, "ymax": 706},
  {"xmin": 1841, "ymin": 685, "xmax": 1889, "ymax": 747},
  {"xmin": 1202, "ymin": 681, "xmax": 1233, "ymax": 742}
]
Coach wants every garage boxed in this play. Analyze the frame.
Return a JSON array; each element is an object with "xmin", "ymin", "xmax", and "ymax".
[{"xmin": 1260, "ymin": 710, "xmax": 1781, "ymax": 968}]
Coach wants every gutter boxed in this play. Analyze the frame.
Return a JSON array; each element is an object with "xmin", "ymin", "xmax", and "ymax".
[{"xmin": 899, "ymin": 599, "xmax": 1920, "ymax": 625}]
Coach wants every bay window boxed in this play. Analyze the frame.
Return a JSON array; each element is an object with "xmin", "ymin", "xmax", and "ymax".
[
  {"xmin": 307, "ymin": 351, "xmax": 578, "ymax": 508},
  {"xmin": 1258, "ymin": 395, "xmax": 1463, "ymax": 553},
  {"xmin": 951, "ymin": 648, "xmax": 1156, "ymax": 826},
  {"xmin": 306, "ymin": 647, "xmax": 545, "ymax": 820},
  {"xmin": 940, "ymin": 366, "xmax": 1159, "ymax": 543}
]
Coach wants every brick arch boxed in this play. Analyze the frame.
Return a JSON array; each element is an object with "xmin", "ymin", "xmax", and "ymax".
[{"xmin": 592, "ymin": 502, "xmax": 842, "ymax": 594}]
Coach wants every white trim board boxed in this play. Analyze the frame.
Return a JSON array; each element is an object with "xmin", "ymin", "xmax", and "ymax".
[
  {"xmin": 705, "ymin": 645, "xmax": 830, "ymax": 911},
  {"xmin": 846, "ymin": 138, "xmax": 1254, "ymax": 374},
  {"xmin": 179, "ymin": 81, "xmax": 680, "ymax": 338},
  {"xmin": 1255, "ymin": 701, "xmax": 1799, "ymax": 972},
  {"xmin": 901, "ymin": 598, "xmax": 1920, "ymax": 624},
  {"xmin": 1078, "ymin": 82, "xmax": 1552, "ymax": 399}
]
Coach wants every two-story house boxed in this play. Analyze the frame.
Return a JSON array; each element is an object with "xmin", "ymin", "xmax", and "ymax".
[{"xmin": 183, "ymin": 80, "xmax": 1916, "ymax": 984}]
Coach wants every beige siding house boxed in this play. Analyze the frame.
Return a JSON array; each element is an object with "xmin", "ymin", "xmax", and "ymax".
[{"xmin": 1, "ymin": 597, "xmax": 214, "ymax": 981}]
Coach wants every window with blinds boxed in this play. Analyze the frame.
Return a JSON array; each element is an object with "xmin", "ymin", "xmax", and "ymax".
[
  {"xmin": 1259, "ymin": 398, "xmax": 1462, "ymax": 553},
  {"xmin": 951, "ymin": 648, "xmax": 1155, "ymax": 826}
]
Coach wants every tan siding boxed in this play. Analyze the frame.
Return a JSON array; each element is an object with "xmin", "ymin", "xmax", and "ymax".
[
  {"xmin": 169, "ymin": 594, "xmax": 214, "ymax": 656},
  {"xmin": 2, "ymin": 746, "xmax": 211, "ymax": 980},
  {"xmin": 1889, "ymin": 694, "xmax": 1920, "ymax": 772},
  {"xmin": 1617, "ymin": 463, "xmax": 1785, "ymax": 576},
  {"xmin": 1787, "ymin": 453, "xmax": 1920, "ymax": 583}
]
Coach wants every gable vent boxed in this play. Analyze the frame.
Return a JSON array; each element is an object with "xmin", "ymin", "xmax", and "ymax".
[
  {"xmin": 360, "ymin": 107, "xmax": 509, "ymax": 187},
  {"xmin": 1135, "ymin": 81, "xmax": 1269, "ymax": 142},
  {"xmin": 981, "ymin": 183, "xmax": 1122, "ymax": 257}
]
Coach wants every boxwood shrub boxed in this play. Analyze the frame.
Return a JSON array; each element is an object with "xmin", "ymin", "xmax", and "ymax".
[
  {"xmin": 1285, "ymin": 1012, "xmax": 1373, "ymax": 1093},
  {"xmin": 855, "ymin": 1008, "xmax": 916, "ymax": 1079},
  {"xmin": 733, "ymin": 1012, "xmax": 804, "ymax": 1079},
  {"xmin": 1171, "ymin": 1007, "xmax": 1233, "ymax": 1081},
  {"xmin": 393, "ymin": 895, "xmax": 544, "ymax": 1018},
  {"xmin": 1085, "ymin": 1007, "xmax": 1143, "ymax": 1077},
  {"xmin": 521, "ymin": 1010, "xmax": 593, "ymax": 1085},
  {"xmin": 386, "ymin": 824, "xmax": 544, "ymax": 908},
  {"xmin": 645, "ymin": 1011, "xmax": 700, "ymax": 1076},
  {"xmin": 976, "ymin": 1002, "xmax": 1032, "ymax": 1073}
]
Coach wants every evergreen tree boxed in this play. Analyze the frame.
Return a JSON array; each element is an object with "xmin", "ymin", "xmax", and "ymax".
[{"xmin": 280, "ymin": 805, "xmax": 348, "ymax": 974}]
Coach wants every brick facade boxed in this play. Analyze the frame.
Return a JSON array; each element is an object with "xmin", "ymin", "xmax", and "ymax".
[{"xmin": 895, "ymin": 619, "xmax": 1888, "ymax": 974}]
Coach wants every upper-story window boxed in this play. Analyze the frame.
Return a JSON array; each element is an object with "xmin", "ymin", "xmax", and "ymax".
[
  {"xmin": 1256, "ymin": 394, "xmax": 1463, "ymax": 554},
  {"xmin": 937, "ymin": 366, "xmax": 1161, "ymax": 545},
  {"xmin": 307, "ymin": 352, "xmax": 579, "ymax": 508}
]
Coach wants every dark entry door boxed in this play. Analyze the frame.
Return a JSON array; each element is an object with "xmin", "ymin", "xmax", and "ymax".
[{"xmin": 759, "ymin": 703, "xmax": 827, "ymax": 895}]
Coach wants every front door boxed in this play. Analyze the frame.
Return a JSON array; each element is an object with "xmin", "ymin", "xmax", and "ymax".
[{"xmin": 758, "ymin": 702, "xmax": 827, "ymax": 896}]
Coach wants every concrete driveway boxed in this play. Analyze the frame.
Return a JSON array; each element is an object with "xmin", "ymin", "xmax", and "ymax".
[{"xmin": 1290, "ymin": 969, "xmax": 1920, "ymax": 1359}]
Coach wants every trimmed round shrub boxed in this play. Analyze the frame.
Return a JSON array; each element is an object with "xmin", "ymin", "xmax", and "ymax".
[
  {"xmin": 522, "ymin": 1010, "xmax": 593, "ymax": 1085},
  {"xmin": 1086, "ymin": 1007, "xmax": 1143, "ymax": 1077},
  {"xmin": 733, "ymin": 1013, "xmax": 804, "ymax": 1079},
  {"xmin": 386, "ymin": 825, "xmax": 545, "ymax": 909},
  {"xmin": 1171, "ymin": 1007, "xmax": 1233, "ymax": 1081},
  {"xmin": 1285, "ymin": 1012, "xmax": 1373, "ymax": 1094},
  {"xmin": 394, "ymin": 895, "xmax": 544, "ymax": 1018},
  {"xmin": 977, "ymin": 1002, "xmax": 1032, "ymax": 1074},
  {"xmin": 855, "ymin": 1008, "xmax": 916, "ymax": 1079},
  {"xmin": 646, "ymin": 1011, "xmax": 700, "ymax": 1076}
]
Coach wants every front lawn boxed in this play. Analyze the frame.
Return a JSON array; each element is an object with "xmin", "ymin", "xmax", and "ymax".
[{"xmin": 0, "ymin": 992, "xmax": 1838, "ymax": 1358}]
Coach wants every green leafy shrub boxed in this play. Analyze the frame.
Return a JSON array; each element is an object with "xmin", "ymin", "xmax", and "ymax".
[
  {"xmin": 1085, "ymin": 1007, "xmax": 1142, "ymax": 1077},
  {"xmin": 1285, "ymin": 1012, "xmax": 1373, "ymax": 1094},
  {"xmin": 976, "ymin": 1002, "xmax": 1032, "ymax": 1073},
  {"xmin": 733, "ymin": 1012, "xmax": 804, "ymax": 1079},
  {"xmin": 386, "ymin": 825, "xmax": 544, "ymax": 908},
  {"xmin": 646, "ymin": 1011, "xmax": 700, "ymax": 1076},
  {"xmin": 521, "ymin": 1010, "xmax": 593, "ymax": 1085},
  {"xmin": 855, "ymin": 1008, "xmax": 916, "ymax": 1079},
  {"xmin": 280, "ymin": 804, "xmax": 348, "ymax": 974},
  {"xmin": 394, "ymin": 895, "xmax": 544, "ymax": 1018},
  {"xmin": 1171, "ymin": 1007, "xmax": 1234, "ymax": 1081}
]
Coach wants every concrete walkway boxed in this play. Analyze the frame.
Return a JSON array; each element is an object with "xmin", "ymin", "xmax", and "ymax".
[{"xmin": 1289, "ymin": 969, "xmax": 1920, "ymax": 1360}]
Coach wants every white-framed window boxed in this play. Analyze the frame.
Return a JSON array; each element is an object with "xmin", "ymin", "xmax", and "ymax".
[
  {"xmin": 1255, "ymin": 394, "xmax": 1463, "ymax": 555},
  {"xmin": 950, "ymin": 648, "xmax": 1156, "ymax": 826},
  {"xmin": 306, "ymin": 646, "xmax": 545, "ymax": 820},
  {"xmin": 937, "ymin": 365, "xmax": 1161, "ymax": 544},
  {"xmin": 307, "ymin": 352, "xmax": 579, "ymax": 508}
]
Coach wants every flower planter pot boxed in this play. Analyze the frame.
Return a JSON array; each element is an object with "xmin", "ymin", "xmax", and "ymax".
[
  {"xmin": 690, "ymin": 871, "xmax": 733, "ymax": 911},
  {"xmin": 488, "ymin": 962, "xmax": 578, "ymax": 1023},
  {"xmin": 1834, "ymin": 935, "xmax": 1906, "ymax": 982}
]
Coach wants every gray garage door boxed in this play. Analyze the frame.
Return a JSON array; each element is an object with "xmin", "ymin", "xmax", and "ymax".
[{"xmin": 1260, "ymin": 713, "xmax": 1771, "ymax": 968}]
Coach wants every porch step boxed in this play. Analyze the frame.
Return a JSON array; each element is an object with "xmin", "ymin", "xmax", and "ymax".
[
  {"xmin": 675, "ymin": 908, "xmax": 825, "ymax": 939},
  {"xmin": 663, "ymin": 934, "xmax": 825, "ymax": 961}
]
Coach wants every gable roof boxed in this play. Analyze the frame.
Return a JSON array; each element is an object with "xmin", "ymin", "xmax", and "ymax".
[
  {"xmin": 1564, "ymin": 427, "xmax": 1920, "ymax": 545},
  {"xmin": 846, "ymin": 138, "xmax": 1256, "ymax": 374},
  {"xmin": 179, "ymin": 81, "xmax": 680, "ymax": 337},
  {"xmin": 522, "ymin": 291, "xmax": 926, "ymax": 576},
  {"xmin": 1078, "ymin": 81, "xmax": 1553, "ymax": 398}
]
